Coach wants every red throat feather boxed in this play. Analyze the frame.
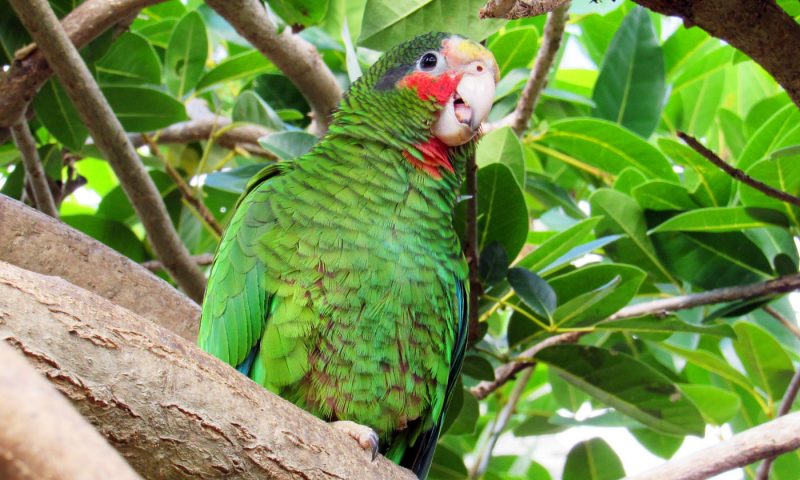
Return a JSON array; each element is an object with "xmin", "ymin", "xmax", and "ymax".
[{"xmin": 402, "ymin": 137, "xmax": 453, "ymax": 179}]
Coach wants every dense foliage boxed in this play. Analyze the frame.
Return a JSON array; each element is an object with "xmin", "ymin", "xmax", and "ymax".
[{"xmin": 2, "ymin": 0, "xmax": 800, "ymax": 478}]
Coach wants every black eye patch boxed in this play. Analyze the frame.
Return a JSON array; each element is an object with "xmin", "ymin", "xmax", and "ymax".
[{"xmin": 375, "ymin": 63, "xmax": 414, "ymax": 91}]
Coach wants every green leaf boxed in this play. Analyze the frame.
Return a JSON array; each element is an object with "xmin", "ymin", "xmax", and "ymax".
[
  {"xmin": 678, "ymin": 384, "xmax": 741, "ymax": 426},
  {"xmin": 203, "ymin": 164, "xmax": 269, "ymax": 194},
  {"xmin": 632, "ymin": 180, "xmax": 698, "ymax": 211},
  {"xmin": 513, "ymin": 414, "xmax": 568, "ymax": 437},
  {"xmin": 507, "ymin": 267, "xmax": 556, "ymax": 321},
  {"xmin": 538, "ymin": 235, "xmax": 623, "ymax": 276},
  {"xmin": 652, "ymin": 231, "xmax": 773, "ymax": 289},
  {"xmin": 550, "ymin": 368, "xmax": 589, "ymax": 413},
  {"xmin": 631, "ymin": 428, "xmax": 683, "ymax": 459},
  {"xmin": 662, "ymin": 25, "xmax": 710, "ymax": 76},
  {"xmin": 542, "ymin": 118, "xmax": 677, "ymax": 181},
  {"xmin": 196, "ymin": 50, "xmax": 276, "ymax": 91},
  {"xmin": 135, "ymin": 18, "xmax": 178, "ymax": 49},
  {"xmin": 563, "ymin": 438, "xmax": 626, "ymax": 480},
  {"xmin": 475, "ymin": 163, "xmax": 529, "ymax": 260},
  {"xmin": 733, "ymin": 322, "xmax": 794, "ymax": 401},
  {"xmin": 429, "ymin": 444, "xmax": 468, "ymax": 479},
  {"xmin": 665, "ymin": 68, "xmax": 725, "ymax": 138},
  {"xmin": 740, "ymin": 157, "xmax": 800, "ymax": 228},
  {"xmin": 445, "ymin": 388, "xmax": 479, "ymax": 435},
  {"xmin": 549, "ymin": 264, "xmax": 646, "ymax": 327},
  {"xmin": 358, "ymin": 0, "xmax": 504, "ymax": 50},
  {"xmin": 657, "ymin": 138, "xmax": 731, "ymax": 208},
  {"xmin": 33, "ymin": 78, "xmax": 88, "ymax": 151},
  {"xmin": 268, "ymin": 0, "xmax": 329, "ymax": 26},
  {"xmin": 717, "ymin": 109, "xmax": 747, "ymax": 158},
  {"xmin": 517, "ymin": 216, "xmax": 602, "ymax": 271},
  {"xmin": 598, "ymin": 316, "xmax": 735, "ymax": 337},
  {"xmin": 612, "ymin": 167, "xmax": 647, "ymax": 196},
  {"xmin": 738, "ymin": 104, "xmax": 800, "ymax": 170},
  {"xmin": 592, "ymin": 7, "xmax": 665, "ymax": 138},
  {"xmin": 96, "ymin": 32, "xmax": 162, "ymax": 86},
  {"xmin": 651, "ymin": 207, "xmax": 789, "ymax": 233},
  {"xmin": 233, "ymin": 91, "xmax": 285, "ymax": 131},
  {"xmin": 476, "ymin": 127, "xmax": 525, "ymax": 187},
  {"xmin": 461, "ymin": 355, "xmax": 495, "ymax": 381},
  {"xmin": 590, "ymin": 188, "xmax": 676, "ymax": 283},
  {"xmin": 537, "ymin": 345, "xmax": 705, "ymax": 436},
  {"xmin": 258, "ymin": 131, "xmax": 317, "ymax": 160},
  {"xmin": 165, "ymin": 11, "xmax": 208, "ymax": 97},
  {"xmin": 488, "ymin": 26, "xmax": 539, "ymax": 77},
  {"xmin": 479, "ymin": 241, "xmax": 508, "ymax": 288},
  {"xmin": 62, "ymin": 215, "xmax": 149, "ymax": 262},
  {"xmin": 102, "ymin": 86, "xmax": 188, "ymax": 132}
]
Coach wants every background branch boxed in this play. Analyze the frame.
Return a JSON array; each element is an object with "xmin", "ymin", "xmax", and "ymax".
[
  {"xmin": 627, "ymin": 412, "xmax": 800, "ymax": 480},
  {"xmin": 0, "ymin": 260, "xmax": 415, "ymax": 479},
  {"xmin": 0, "ymin": 194, "xmax": 200, "ymax": 340},
  {"xmin": 9, "ymin": 119, "xmax": 59, "ymax": 218},
  {"xmin": 472, "ymin": 272, "xmax": 800, "ymax": 399},
  {"xmin": 755, "ymin": 368, "xmax": 800, "ymax": 479},
  {"xmin": 0, "ymin": 0, "xmax": 164, "ymax": 128},
  {"xmin": 679, "ymin": 131, "xmax": 800, "ymax": 208},
  {"xmin": 0, "ymin": 341, "xmax": 142, "ymax": 480},
  {"xmin": 9, "ymin": 0, "xmax": 207, "ymax": 303},
  {"xmin": 142, "ymin": 253, "xmax": 214, "ymax": 273},
  {"xmin": 205, "ymin": 0, "xmax": 342, "ymax": 134},
  {"xmin": 485, "ymin": 1, "xmax": 570, "ymax": 135},
  {"xmin": 480, "ymin": 0, "xmax": 570, "ymax": 19}
]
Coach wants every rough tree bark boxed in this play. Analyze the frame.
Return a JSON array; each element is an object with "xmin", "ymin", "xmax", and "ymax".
[
  {"xmin": 0, "ymin": 342, "xmax": 143, "ymax": 480},
  {"xmin": 0, "ymin": 260, "xmax": 415, "ymax": 480},
  {"xmin": 0, "ymin": 195, "xmax": 200, "ymax": 340},
  {"xmin": 0, "ymin": 0, "xmax": 166, "ymax": 128}
]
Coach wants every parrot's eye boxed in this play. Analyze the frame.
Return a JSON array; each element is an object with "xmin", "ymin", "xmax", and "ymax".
[{"xmin": 419, "ymin": 52, "xmax": 439, "ymax": 71}]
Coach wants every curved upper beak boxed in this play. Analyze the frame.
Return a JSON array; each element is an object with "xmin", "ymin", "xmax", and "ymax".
[{"xmin": 432, "ymin": 37, "xmax": 499, "ymax": 146}]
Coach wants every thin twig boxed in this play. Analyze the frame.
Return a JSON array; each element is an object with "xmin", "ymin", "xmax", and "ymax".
[
  {"xmin": 627, "ymin": 412, "xmax": 800, "ymax": 480},
  {"xmin": 763, "ymin": 305, "xmax": 800, "ymax": 339},
  {"xmin": 678, "ymin": 131, "xmax": 800, "ymax": 208},
  {"xmin": 755, "ymin": 368, "xmax": 800, "ymax": 479},
  {"xmin": 471, "ymin": 272, "xmax": 800, "ymax": 399},
  {"xmin": 466, "ymin": 152, "xmax": 482, "ymax": 342},
  {"xmin": 485, "ymin": 1, "xmax": 570, "ymax": 135},
  {"xmin": 141, "ymin": 134, "xmax": 223, "ymax": 237},
  {"xmin": 468, "ymin": 367, "xmax": 534, "ymax": 478},
  {"xmin": 141, "ymin": 253, "xmax": 215, "ymax": 273},
  {"xmin": 10, "ymin": 118, "xmax": 59, "ymax": 218},
  {"xmin": 9, "ymin": 0, "xmax": 207, "ymax": 303}
]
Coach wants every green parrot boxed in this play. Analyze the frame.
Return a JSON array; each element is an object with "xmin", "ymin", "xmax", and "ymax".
[{"xmin": 198, "ymin": 32, "xmax": 498, "ymax": 477}]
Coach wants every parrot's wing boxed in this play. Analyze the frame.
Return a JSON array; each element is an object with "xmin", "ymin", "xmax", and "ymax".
[
  {"xmin": 400, "ymin": 277, "xmax": 469, "ymax": 478},
  {"xmin": 198, "ymin": 163, "xmax": 283, "ymax": 372}
]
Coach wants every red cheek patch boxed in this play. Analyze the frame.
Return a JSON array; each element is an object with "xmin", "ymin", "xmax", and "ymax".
[
  {"xmin": 399, "ymin": 71, "xmax": 461, "ymax": 104},
  {"xmin": 402, "ymin": 137, "xmax": 453, "ymax": 179}
]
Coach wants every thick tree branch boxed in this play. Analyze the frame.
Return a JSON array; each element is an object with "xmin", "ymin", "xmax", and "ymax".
[
  {"xmin": 0, "ymin": 342, "xmax": 142, "ymax": 480},
  {"xmin": 9, "ymin": 119, "xmax": 59, "ymax": 218},
  {"xmin": 142, "ymin": 253, "xmax": 214, "ymax": 273},
  {"xmin": 480, "ymin": 0, "xmax": 570, "ymax": 19},
  {"xmin": 9, "ymin": 0, "xmax": 207, "ymax": 303},
  {"xmin": 755, "ymin": 367, "xmax": 800, "ymax": 479},
  {"xmin": 472, "ymin": 272, "xmax": 800, "ymax": 399},
  {"xmin": 627, "ymin": 412, "xmax": 800, "ymax": 480},
  {"xmin": 204, "ymin": 0, "xmax": 342, "ymax": 134},
  {"xmin": 0, "ymin": 194, "xmax": 200, "ymax": 340},
  {"xmin": 632, "ymin": 0, "xmax": 800, "ymax": 108},
  {"xmin": 0, "ymin": 0, "xmax": 164, "ymax": 128},
  {"xmin": 679, "ymin": 131, "xmax": 800, "ymax": 208},
  {"xmin": 0, "ymin": 261, "xmax": 415, "ymax": 479}
]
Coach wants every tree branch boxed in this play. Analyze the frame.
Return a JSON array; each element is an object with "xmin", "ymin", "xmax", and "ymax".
[
  {"xmin": 484, "ymin": 1, "xmax": 570, "ymax": 135},
  {"xmin": 9, "ymin": 119, "xmax": 59, "ymax": 218},
  {"xmin": 755, "ymin": 367, "xmax": 800, "ymax": 479},
  {"xmin": 0, "ymin": 260, "xmax": 415, "ymax": 479},
  {"xmin": 0, "ymin": 0, "xmax": 164, "ymax": 128},
  {"xmin": 142, "ymin": 134, "xmax": 224, "ymax": 238},
  {"xmin": 627, "ymin": 412, "xmax": 800, "ymax": 480},
  {"xmin": 9, "ymin": 0, "xmax": 207, "ymax": 303},
  {"xmin": 204, "ymin": 0, "xmax": 342, "ymax": 134},
  {"xmin": 678, "ymin": 131, "xmax": 800, "ymax": 209},
  {"xmin": 0, "ymin": 341, "xmax": 142, "ymax": 480},
  {"xmin": 632, "ymin": 0, "xmax": 800, "ymax": 108},
  {"xmin": 142, "ymin": 253, "xmax": 215, "ymax": 273},
  {"xmin": 472, "ymin": 272, "xmax": 800, "ymax": 399},
  {"xmin": 0, "ymin": 194, "xmax": 200, "ymax": 340},
  {"xmin": 763, "ymin": 305, "xmax": 800, "ymax": 339},
  {"xmin": 480, "ymin": 0, "xmax": 570, "ymax": 19}
]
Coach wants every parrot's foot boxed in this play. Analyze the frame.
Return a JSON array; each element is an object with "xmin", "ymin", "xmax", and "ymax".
[{"xmin": 331, "ymin": 420, "xmax": 380, "ymax": 460}]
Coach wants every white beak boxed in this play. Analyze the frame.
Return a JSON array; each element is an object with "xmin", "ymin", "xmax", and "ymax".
[{"xmin": 432, "ymin": 69, "xmax": 497, "ymax": 146}]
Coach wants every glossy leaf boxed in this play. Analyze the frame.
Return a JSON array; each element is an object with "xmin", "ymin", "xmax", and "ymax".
[
  {"xmin": 507, "ymin": 267, "xmax": 556, "ymax": 321},
  {"xmin": 258, "ymin": 131, "xmax": 318, "ymax": 160},
  {"xmin": 517, "ymin": 216, "xmax": 602, "ymax": 271},
  {"xmin": 96, "ymin": 32, "xmax": 162, "ymax": 86},
  {"xmin": 632, "ymin": 180, "xmax": 697, "ymax": 211},
  {"xmin": 733, "ymin": 322, "xmax": 794, "ymax": 401},
  {"xmin": 592, "ymin": 7, "xmax": 665, "ymax": 138},
  {"xmin": 233, "ymin": 90, "xmax": 285, "ymax": 131},
  {"xmin": 679, "ymin": 384, "xmax": 741, "ymax": 426},
  {"xmin": 476, "ymin": 126, "xmax": 525, "ymax": 186},
  {"xmin": 740, "ymin": 157, "xmax": 800, "ymax": 228},
  {"xmin": 33, "ymin": 78, "xmax": 88, "ymax": 151},
  {"xmin": 268, "ymin": 0, "xmax": 329, "ymax": 26},
  {"xmin": 488, "ymin": 26, "xmax": 539, "ymax": 77},
  {"xmin": 103, "ymin": 86, "xmax": 188, "ymax": 132},
  {"xmin": 563, "ymin": 439, "xmax": 626, "ymax": 480},
  {"xmin": 165, "ymin": 11, "xmax": 208, "ymax": 97},
  {"xmin": 479, "ymin": 241, "xmax": 509, "ymax": 288},
  {"xmin": 537, "ymin": 345, "xmax": 705, "ymax": 436},
  {"xmin": 651, "ymin": 207, "xmax": 788, "ymax": 233},
  {"xmin": 196, "ymin": 50, "xmax": 276, "ymax": 91},
  {"xmin": 738, "ymin": 104, "xmax": 800, "ymax": 170},
  {"xmin": 597, "ymin": 316, "xmax": 735, "ymax": 338},
  {"xmin": 475, "ymin": 163, "xmax": 529, "ymax": 260}
]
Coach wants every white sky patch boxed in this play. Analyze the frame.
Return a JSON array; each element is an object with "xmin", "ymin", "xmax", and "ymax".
[
  {"xmin": 69, "ymin": 186, "xmax": 103, "ymax": 208},
  {"xmin": 560, "ymin": 36, "xmax": 597, "ymax": 70}
]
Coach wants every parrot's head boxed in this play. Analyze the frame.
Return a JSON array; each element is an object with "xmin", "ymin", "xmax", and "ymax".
[{"xmin": 339, "ymin": 32, "xmax": 499, "ymax": 153}]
